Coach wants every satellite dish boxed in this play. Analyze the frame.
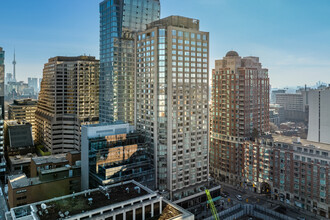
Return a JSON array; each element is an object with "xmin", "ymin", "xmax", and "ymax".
[{"xmin": 41, "ymin": 203, "xmax": 47, "ymax": 210}]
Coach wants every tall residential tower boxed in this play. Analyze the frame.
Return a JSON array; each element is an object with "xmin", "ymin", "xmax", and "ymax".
[
  {"xmin": 35, "ymin": 56, "xmax": 99, "ymax": 154},
  {"xmin": 99, "ymin": 0, "xmax": 160, "ymax": 124},
  {"xmin": 136, "ymin": 16, "xmax": 209, "ymax": 200},
  {"xmin": 210, "ymin": 51, "xmax": 269, "ymax": 185}
]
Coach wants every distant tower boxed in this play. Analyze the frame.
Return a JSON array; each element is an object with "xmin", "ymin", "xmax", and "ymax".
[{"xmin": 12, "ymin": 50, "xmax": 16, "ymax": 82}]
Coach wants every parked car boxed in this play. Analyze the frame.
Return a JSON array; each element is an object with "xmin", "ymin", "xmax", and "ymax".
[{"xmin": 236, "ymin": 195, "xmax": 243, "ymax": 201}]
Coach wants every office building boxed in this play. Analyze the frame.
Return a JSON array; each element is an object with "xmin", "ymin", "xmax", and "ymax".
[
  {"xmin": 307, "ymin": 87, "xmax": 330, "ymax": 144},
  {"xmin": 7, "ymin": 151, "xmax": 81, "ymax": 208},
  {"xmin": 81, "ymin": 122, "xmax": 154, "ymax": 190},
  {"xmin": 35, "ymin": 56, "xmax": 99, "ymax": 154},
  {"xmin": 99, "ymin": 0, "xmax": 160, "ymax": 124},
  {"xmin": 275, "ymin": 93, "xmax": 307, "ymax": 122},
  {"xmin": 210, "ymin": 51, "xmax": 269, "ymax": 186},
  {"xmin": 4, "ymin": 120, "xmax": 34, "ymax": 157},
  {"xmin": 28, "ymin": 77, "xmax": 38, "ymax": 95},
  {"xmin": 8, "ymin": 99, "xmax": 38, "ymax": 140},
  {"xmin": 271, "ymin": 89, "xmax": 286, "ymax": 104},
  {"xmin": 5, "ymin": 180, "xmax": 194, "ymax": 220},
  {"xmin": 270, "ymin": 103, "xmax": 285, "ymax": 123},
  {"xmin": 0, "ymin": 47, "xmax": 5, "ymax": 181},
  {"xmin": 136, "ymin": 16, "xmax": 209, "ymax": 200}
]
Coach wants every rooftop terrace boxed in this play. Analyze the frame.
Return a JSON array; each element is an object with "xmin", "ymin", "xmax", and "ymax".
[{"xmin": 36, "ymin": 182, "xmax": 148, "ymax": 220}]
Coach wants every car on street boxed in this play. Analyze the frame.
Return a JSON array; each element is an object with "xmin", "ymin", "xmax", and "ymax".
[{"xmin": 236, "ymin": 195, "xmax": 243, "ymax": 201}]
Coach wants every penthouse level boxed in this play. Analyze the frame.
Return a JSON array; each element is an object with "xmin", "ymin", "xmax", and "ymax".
[{"xmin": 5, "ymin": 180, "xmax": 194, "ymax": 220}]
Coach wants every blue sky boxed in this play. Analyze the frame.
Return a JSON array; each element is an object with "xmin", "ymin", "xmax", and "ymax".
[{"xmin": 1, "ymin": 0, "xmax": 330, "ymax": 88}]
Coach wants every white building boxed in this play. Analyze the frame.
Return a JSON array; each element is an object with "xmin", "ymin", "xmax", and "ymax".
[{"xmin": 307, "ymin": 87, "xmax": 330, "ymax": 144}]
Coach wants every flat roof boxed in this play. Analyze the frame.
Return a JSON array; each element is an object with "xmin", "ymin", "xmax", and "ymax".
[
  {"xmin": 7, "ymin": 180, "xmax": 193, "ymax": 220},
  {"xmin": 32, "ymin": 154, "xmax": 68, "ymax": 165},
  {"xmin": 36, "ymin": 181, "xmax": 151, "ymax": 220},
  {"xmin": 273, "ymin": 134, "xmax": 330, "ymax": 151},
  {"xmin": 8, "ymin": 174, "xmax": 29, "ymax": 189},
  {"xmin": 9, "ymin": 154, "xmax": 37, "ymax": 165}
]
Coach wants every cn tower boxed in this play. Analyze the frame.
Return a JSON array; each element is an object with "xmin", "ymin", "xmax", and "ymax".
[{"xmin": 12, "ymin": 49, "xmax": 16, "ymax": 82}]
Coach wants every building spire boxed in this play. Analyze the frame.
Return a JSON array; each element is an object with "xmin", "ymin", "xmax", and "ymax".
[{"xmin": 12, "ymin": 49, "xmax": 16, "ymax": 82}]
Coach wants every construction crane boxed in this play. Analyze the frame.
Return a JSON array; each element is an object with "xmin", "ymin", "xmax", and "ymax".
[{"xmin": 205, "ymin": 189, "xmax": 219, "ymax": 220}]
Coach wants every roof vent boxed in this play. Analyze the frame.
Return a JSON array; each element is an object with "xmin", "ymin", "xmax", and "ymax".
[{"xmin": 88, "ymin": 198, "xmax": 93, "ymax": 206}]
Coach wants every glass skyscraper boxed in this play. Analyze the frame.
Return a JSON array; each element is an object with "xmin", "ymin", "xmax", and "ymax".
[{"xmin": 99, "ymin": 0, "xmax": 160, "ymax": 124}]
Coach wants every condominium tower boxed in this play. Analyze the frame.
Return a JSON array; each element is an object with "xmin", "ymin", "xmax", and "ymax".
[
  {"xmin": 0, "ymin": 47, "xmax": 5, "ymax": 181},
  {"xmin": 35, "ymin": 56, "xmax": 99, "ymax": 154},
  {"xmin": 210, "ymin": 51, "xmax": 269, "ymax": 185},
  {"xmin": 99, "ymin": 0, "xmax": 160, "ymax": 124},
  {"xmin": 136, "ymin": 16, "xmax": 209, "ymax": 200}
]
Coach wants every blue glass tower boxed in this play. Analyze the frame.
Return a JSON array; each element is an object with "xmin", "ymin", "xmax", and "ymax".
[{"xmin": 99, "ymin": 0, "xmax": 160, "ymax": 124}]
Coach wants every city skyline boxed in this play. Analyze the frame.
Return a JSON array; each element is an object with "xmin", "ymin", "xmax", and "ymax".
[{"xmin": 0, "ymin": 0, "xmax": 329, "ymax": 87}]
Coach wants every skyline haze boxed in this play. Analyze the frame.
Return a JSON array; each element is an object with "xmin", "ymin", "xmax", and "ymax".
[{"xmin": 0, "ymin": 0, "xmax": 329, "ymax": 87}]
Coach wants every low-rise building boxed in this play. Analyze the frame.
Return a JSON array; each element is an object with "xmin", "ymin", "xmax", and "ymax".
[
  {"xmin": 5, "ymin": 180, "xmax": 194, "ymax": 220},
  {"xmin": 243, "ymin": 135, "xmax": 330, "ymax": 218},
  {"xmin": 205, "ymin": 204, "xmax": 295, "ymax": 220},
  {"xmin": 4, "ymin": 120, "xmax": 34, "ymax": 157},
  {"xmin": 7, "ymin": 151, "xmax": 81, "ymax": 208}
]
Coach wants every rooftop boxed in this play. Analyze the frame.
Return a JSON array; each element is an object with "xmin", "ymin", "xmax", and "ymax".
[
  {"xmin": 32, "ymin": 154, "xmax": 68, "ymax": 165},
  {"xmin": 272, "ymin": 134, "xmax": 330, "ymax": 151},
  {"xmin": 49, "ymin": 55, "xmax": 99, "ymax": 62},
  {"xmin": 147, "ymin": 15, "xmax": 200, "ymax": 31},
  {"xmin": 6, "ymin": 180, "xmax": 192, "ymax": 220},
  {"xmin": 226, "ymin": 50, "xmax": 239, "ymax": 57},
  {"xmin": 9, "ymin": 153, "xmax": 37, "ymax": 165},
  {"xmin": 10, "ymin": 98, "xmax": 37, "ymax": 106},
  {"xmin": 8, "ymin": 174, "xmax": 30, "ymax": 189}
]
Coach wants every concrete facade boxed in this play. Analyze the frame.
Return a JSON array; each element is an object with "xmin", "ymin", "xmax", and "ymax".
[
  {"xmin": 35, "ymin": 56, "xmax": 99, "ymax": 154},
  {"xmin": 8, "ymin": 99, "xmax": 37, "ymax": 140},
  {"xmin": 307, "ymin": 88, "xmax": 330, "ymax": 144}
]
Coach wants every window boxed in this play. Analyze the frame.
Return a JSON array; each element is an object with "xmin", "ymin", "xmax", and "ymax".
[{"xmin": 172, "ymin": 30, "xmax": 176, "ymax": 36}]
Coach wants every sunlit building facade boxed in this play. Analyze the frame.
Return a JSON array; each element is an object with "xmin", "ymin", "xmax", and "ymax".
[
  {"xmin": 99, "ymin": 0, "xmax": 160, "ymax": 124},
  {"xmin": 8, "ymin": 99, "xmax": 38, "ymax": 140},
  {"xmin": 210, "ymin": 51, "xmax": 270, "ymax": 186},
  {"xmin": 35, "ymin": 56, "xmax": 99, "ymax": 154},
  {"xmin": 136, "ymin": 16, "xmax": 209, "ymax": 200}
]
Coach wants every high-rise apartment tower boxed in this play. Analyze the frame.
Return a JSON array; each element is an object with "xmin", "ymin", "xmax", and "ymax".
[
  {"xmin": 210, "ymin": 51, "xmax": 269, "ymax": 185},
  {"xmin": 136, "ymin": 16, "xmax": 210, "ymax": 200},
  {"xmin": 99, "ymin": 0, "xmax": 160, "ymax": 125}
]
